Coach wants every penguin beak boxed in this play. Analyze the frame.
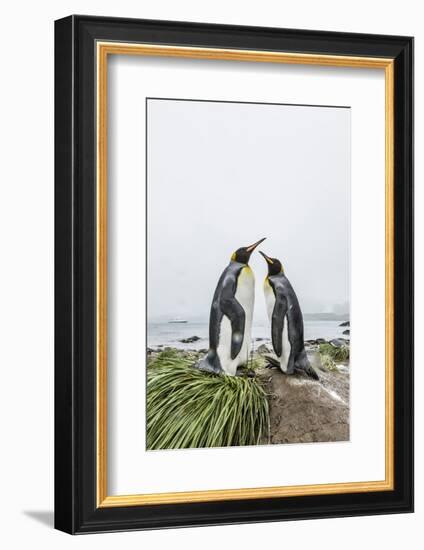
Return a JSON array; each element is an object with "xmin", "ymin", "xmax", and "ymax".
[
  {"xmin": 246, "ymin": 237, "xmax": 266, "ymax": 253},
  {"xmin": 259, "ymin": 250, "xmax": 274, "ymax": 265}
]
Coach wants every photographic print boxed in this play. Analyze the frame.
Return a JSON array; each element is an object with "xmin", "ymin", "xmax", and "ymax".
[{"xmin": 146, "ymin": 98, "xmax": 351, "ymax": 450}]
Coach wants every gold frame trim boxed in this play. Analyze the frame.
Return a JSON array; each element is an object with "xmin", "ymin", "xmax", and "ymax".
[{"xmin": 96, "ymin": 42, "xmax": 395, "ymax": 508}]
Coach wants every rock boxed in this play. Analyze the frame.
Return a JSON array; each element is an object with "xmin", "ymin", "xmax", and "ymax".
[
  {"xmin": 147, "ymin": 347, "xmax": 155, "ymax": 355},
  {"xmin": 199, "ymin": 349, "xmax": 208, "ymax": 354},
  {"xmin": 255, "ymin": 337, "xmax": 265, "ymax": 342},
  {"xmin": 339, "ymin": 321, "xmax": 350, "ymax": 327},
  {"xmin": 257, "ymin": 343, "xmax": 272, "ymax": 354},
  {"xmin": 316, "ymin": 338, "xmax": 327, "ymax": 344},
  {"xmin": 304, "ymin": 339, "xmax": 317, "ymax": 346},
  {"xmin": 179, "ymin": 335, "xmax": 201, "ymax": 344},
  {"xmin": 258, "ymin": 368, "xmax": 349, "ymax": 444},
  {"xmin": 329, "ymin": 338, "xmax": 346, "ymax": 348},
  {"xmin": 343, "ymin": 329, "xmax": 350, "ymax": 335}
]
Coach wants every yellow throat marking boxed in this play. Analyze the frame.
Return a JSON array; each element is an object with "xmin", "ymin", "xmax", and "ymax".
[{"xmin": 239, "ymin": 265, "xmax": 253, "ymax": 280}]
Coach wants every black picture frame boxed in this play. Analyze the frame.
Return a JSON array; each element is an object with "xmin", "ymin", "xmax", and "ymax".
[{"xmin": 55, "ymin": 15, "xmax": 414, "ymax": 534}]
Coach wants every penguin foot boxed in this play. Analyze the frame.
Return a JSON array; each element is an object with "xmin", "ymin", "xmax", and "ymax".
[
  {"xmin": 264, "ymin": 355, "xmax": 280, "ymax": 369},
  {"xmin": 193, "ymin": 359, "xmax": 222, "ymax": 376}
]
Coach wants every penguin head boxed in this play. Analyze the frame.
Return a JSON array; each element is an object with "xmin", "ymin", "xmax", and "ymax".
[
  {"xmin": 259, "ymin": 250, "xmax": 284, "ymax": 276},
  {"xmin": 231, "ymin": 237, "xmax": 266, "ymax": 265}
]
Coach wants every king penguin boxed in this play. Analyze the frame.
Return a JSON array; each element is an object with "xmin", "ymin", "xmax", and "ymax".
[
  {"xmin": 196, "ymin": 237, "xmax": 266, "ymax": 376},
  {"xmin": 259, "ymin": 250, "xmax": 319, "ymax": 380}
]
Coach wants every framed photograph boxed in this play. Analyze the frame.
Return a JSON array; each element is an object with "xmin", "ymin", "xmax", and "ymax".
[{"xmin": 54, "ymin": 15, "xmax": 413, "ymax": 534}]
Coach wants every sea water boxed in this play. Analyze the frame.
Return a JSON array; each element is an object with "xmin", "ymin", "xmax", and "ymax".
[{"xmin": 148, "ymin": 319, "xmax": 349, "ymax": 350}]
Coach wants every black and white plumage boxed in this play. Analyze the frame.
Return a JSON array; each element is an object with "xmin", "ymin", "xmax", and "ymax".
[
  {"xmin": 260, "ymin": 251, "xmax": 319, "ymax": 380},
  {"xmin": 196, "ymin": 238, "xmax": 266, "ymax": 376}
]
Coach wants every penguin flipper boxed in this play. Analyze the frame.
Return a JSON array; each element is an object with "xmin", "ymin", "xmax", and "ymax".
[
  {"xmin": 220, "ymin": 280, "xmax": 246, "ymax": 360},
  {"xmin": 271, "ymin": 294, "xmax": 288, "ymax": 358}
]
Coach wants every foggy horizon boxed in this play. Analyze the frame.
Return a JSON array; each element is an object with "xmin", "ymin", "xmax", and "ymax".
[{"xmin": 147, "ymin": 99, "xmax": 350, "ymax": 323}]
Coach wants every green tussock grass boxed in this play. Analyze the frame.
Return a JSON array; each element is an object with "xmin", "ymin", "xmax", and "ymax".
[
  {"xmin": 147, "ymin": 350, "xmax": 269, "ymax": 450},
  {"xmin": 320, "ymin": 353, "xmax": 339, "ymax": 372},
  {"xmin": 319, "ymin": 343, "xmax": 350, "ymax": 362}
]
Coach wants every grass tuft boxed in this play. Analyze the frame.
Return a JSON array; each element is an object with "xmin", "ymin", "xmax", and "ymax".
[
  {"xmin": 147, "ymin": 351, "xmax": 269, "ymax": 450},
  {"xmin": 319, "ymin": 343, "xmax": 350, "ymax": 362},
  {"xmin": 320, "ymin": 353, "xmax": 339, "ymax": 372}
]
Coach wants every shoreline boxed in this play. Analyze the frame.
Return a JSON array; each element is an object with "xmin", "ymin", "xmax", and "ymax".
[
  {"xmin": 147, "ymin": 319, "xmax": 350, "ymax": 352},
  {"xmin": 147, "ymin": 335, "xmax": 350, "ymax": 358}
]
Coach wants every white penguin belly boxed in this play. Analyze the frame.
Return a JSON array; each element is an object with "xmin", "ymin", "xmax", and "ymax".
[
  {"xmin": 264, "ymin": 279, "xmax": 275, "ymax": 321},
  {"xmin": 279, "ymin": 315, "xmax": 291, "ymax": 373},
  {"xmin": 218, "ymin": 267, "xmax": 255, "ymax": 376}
]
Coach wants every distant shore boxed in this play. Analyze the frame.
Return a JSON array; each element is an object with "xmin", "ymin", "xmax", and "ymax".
[
  {"xmin": 147, "ymin": 333, "xmax": 350, "ymax": 359},
  {"xmin": 148, "ymin": 318, "xmax": 350, "ymax": 351}
]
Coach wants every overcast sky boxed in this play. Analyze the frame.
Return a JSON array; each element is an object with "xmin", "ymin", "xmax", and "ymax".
[{"xmin": 147, "ymin": 99, "xmax": 350, "ymax": 322}]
